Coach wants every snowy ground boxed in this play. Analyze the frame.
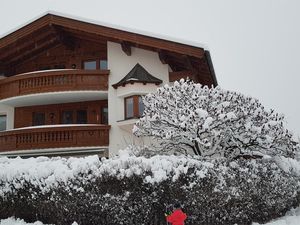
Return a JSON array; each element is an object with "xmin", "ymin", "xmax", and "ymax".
[
  {"xmin": 0, "ymin": 218, "xmax": 78, "ymax": 225},
  {"xmin": 1, "ymin": 207, "xmax": 300, "ymax": 225}
]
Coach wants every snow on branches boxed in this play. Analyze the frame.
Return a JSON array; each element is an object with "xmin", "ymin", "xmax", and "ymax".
[{"xmin": 133, "ymin": 79, "xmax": 298, "ymax": 159}]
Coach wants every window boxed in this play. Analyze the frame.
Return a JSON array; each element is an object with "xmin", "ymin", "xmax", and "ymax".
[
  {"xmin": 82, "ymin": 59, "xmax": 108, "ymax": 70},
  {"xmin": 33, "ymin": 112, "xmax": 45, "ymax": 126},
  {"xmin": 76, "ymin": 110, "xmax": 87, "ymax": 124},
  {"xmin": 125, "ymin": 97, "xmax": 134, "ymax": 119},
  {"xmin": 0, "ymin": 115, "xmax": 6, "ymax": 131},
  {"xmin": 83, "ymin": 60, "xmax": 97, "ymax": 70},
  {"xmin": 62, "ymin": 111, "xmax": 73, "ymax": 124},
  {"xmin": 138, "ymin": 96, "xmax": 144, "ymax": 117},
  {"xmin": 124, "ymin": 95, "xmax": 144, "ymax": 119},
  {"xmin": 100, "ymin": 60, "xmax": 108, "ymax": 70},
  {"xmin": 101, "ymin": 107, "xmax": 108, "ymax": 124}
]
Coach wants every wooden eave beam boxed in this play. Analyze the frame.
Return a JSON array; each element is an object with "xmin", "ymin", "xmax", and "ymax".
[
  {"xmin": 182, "ymin": 55, "xmax": 194, "ymax": 71},
  {"xmin": 121, "ymin": 41, "xmax": 131, "ymax": 56},
  {"xmin": 158, "ymin": 50, "xmax": 168, "ymax": 64}
]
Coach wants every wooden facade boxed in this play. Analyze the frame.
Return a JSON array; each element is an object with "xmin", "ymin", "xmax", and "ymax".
[{"xmin": 14, "ymin": 100, "xmax": 108, "ymax": 128}]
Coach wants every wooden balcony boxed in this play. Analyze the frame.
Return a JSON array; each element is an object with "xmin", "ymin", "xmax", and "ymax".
[
  {"xmin": 0, "ymin": 69, "xmax": 109, "ymax": 100},
  {"xmin": 0, "ymin": 125, "xmax": 110, "ymax": 152}
]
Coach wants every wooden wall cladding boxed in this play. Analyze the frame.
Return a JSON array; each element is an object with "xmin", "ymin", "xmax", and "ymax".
[
  {"xmin": 14, "ymin": 100, "xmax": 108, "ymax": 128},
  {"xmin": 12, "ymin": 38, "xmax": 107, "ymax": 75}
]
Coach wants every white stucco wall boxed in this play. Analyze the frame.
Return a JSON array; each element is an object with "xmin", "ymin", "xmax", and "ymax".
[
  {"xmin": 107, "ymin": 42, "xmax": 169, "ymax": 155},
  {"xmin": 0, "ymin": 104, "xmax": 14, "ymax": 130}
]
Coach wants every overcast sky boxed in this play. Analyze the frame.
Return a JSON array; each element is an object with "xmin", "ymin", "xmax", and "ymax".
[{"xmin": 1, "ymin": 0, "xmax": 300, "ymax": 137}]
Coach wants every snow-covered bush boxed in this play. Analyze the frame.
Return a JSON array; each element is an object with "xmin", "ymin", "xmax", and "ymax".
[
  {"xmin": 0, "ymin": 155, "xmax": 299, "ymax": 225},
  {"xmin": 133, "ymin": 79, "xmax": 298, "ymax": 159}
]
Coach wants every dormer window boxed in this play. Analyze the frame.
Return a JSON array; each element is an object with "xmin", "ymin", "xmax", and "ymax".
[{"xmin": 124, "ymin": 95, "xmax": 144, "ymax": 119}]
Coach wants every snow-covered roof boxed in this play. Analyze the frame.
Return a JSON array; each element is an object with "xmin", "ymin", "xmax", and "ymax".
[
  {"xmin": 0, "ymin": 10, "xmax": 208, "ymax": 50},
  {"xmin": 112, "ymin": 63, "xmax": 162, "ymax": 89}
]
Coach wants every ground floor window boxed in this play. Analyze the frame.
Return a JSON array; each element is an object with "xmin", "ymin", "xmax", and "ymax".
[
  {"xmin": 61, "ymin": 111, "xmax": 73, "ymax": 124},
  {"xmin": 124, "ymin": 95, "xmax": 144, "ymax": 119},
  {"xmin": 0, "ymin": 115, "xmax": 6, "ymax": 131},
  {"xmin": 76, "ymin": 110, "xmax": 87, "ymax": 124}
]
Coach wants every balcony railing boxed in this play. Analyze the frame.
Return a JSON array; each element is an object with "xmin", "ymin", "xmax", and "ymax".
[
  {"xmin": 0, "ymin": 69, "xmax": 109, "ymax": 100},
  {"xmin": 0, "ymin": 125, "xmax": 110, "ymax": 152},
  {"xmin": 169, "ymin": 70, "xmax": 196, "ymax": 82}
]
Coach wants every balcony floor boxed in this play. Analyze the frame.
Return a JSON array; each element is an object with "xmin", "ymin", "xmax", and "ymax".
[
  {"xmin": 0, "ymin": 146, "xmax": 108, "ymax": 158},
  {"xmin": 0, "ymin": 90, "xmax": 107, "ymax": 107}
]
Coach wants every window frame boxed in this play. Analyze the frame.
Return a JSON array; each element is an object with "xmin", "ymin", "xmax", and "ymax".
[
  {"xmin": 32, "ymin": 112, "xmax": 45, "ymax": 126},
  {"xmin": 0, "ymin": 114, "xmax": 7, "ymax": 131},
  {"xmin": 82, "ymin": 59, "xmax": 108, "ymax": 70},
  {"xmin": 61, "ymin": 110, "xmax": 74, "ymax": 124},
  {"xmin": 101, "ymin": 106, "xmax": 108, "ymax": 125},
  {"xmin": 76, "ymin": 109, "xmax": 88, "ymax": 124},
  {"xmin": 124, "ymin": 95, "xmax": 144, "ymax": 120}
]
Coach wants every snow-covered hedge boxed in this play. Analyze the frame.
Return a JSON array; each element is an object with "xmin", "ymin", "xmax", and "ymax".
[{"xmin": 0, "ymin": 153, "xmax": 300, "ymax": 225}]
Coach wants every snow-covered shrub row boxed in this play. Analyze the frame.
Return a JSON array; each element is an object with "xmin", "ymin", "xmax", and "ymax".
[
  {"xmin": 0, "ymin": 153, "xmax": 300, "ymax": 225},
  {"xmin": 0, "ymin": 151, "xmax": 211, "ymax": 196},
  {"xmin": 134, "ymin": 79, "xmax": 299, "ymax": 158}
]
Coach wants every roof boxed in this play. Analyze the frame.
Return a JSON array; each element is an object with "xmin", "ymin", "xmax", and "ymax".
[
  {"xmin": 112, "ymin": 63, "xmax": 162, "ymax": 89},
  {"xmin": 0, "ymin": 12, "xmax": 205, "ymax": 58},
  {"xmin": 0, "ymin": 12, "xmax": 217, "ymax": 86},
  {"xmin": 0, "ymin": 11, "xmax": 208, "ymax": 50}
]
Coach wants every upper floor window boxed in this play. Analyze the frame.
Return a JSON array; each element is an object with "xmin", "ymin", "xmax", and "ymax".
[
  {"xmin": 33, "ymin": 112, "xmax": 45, "ymax": 126},
  {"xmin": 83, "ymin": 60, "xmax": 97, "ymax": 70},
  {"xmin": 124, "ymin": 95, "xmax": 144, "ymax": 119},
  {"xmin": 100, "ymin": 60, "xmax": 108, "ymax": 70},
  {"xmin": 82, "ymin": 59, "xmax": 108, "ymax": 70},
  {"xmin": 125, "ymin": 97, "xmax": 134, "ymax": 119},
  {"xmin": 0, "ymin": 115, "xmax": 7, "ymax": 131}
]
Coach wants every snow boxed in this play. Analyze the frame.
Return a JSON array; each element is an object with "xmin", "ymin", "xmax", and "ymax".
[
  {"xmin": 0, "ymin": 11, "xmax": 207, "ymax": 50},
  {"xmin": 0, "ymin": 150, "xmax": 213, "ymax": 196},
  {"xmin": 252, "ymin": 206, "xmax": 300, "ymax": 225},
  {"xmin": 1, "ymin": 151, "xmax": 300, "ymax": 224},
  {"xmin": 16, "ymin": 69, "xmax": 74, "ymax": 77},
  {"xmin": 1, "ymin": 207, "xmax": 300, "ymax": 225},
  {"xmin": 6, "ymin": 124, "xmax": 106, "ymax": 132},
  {"xmin": 0, "ymin": 218, "xmax": 50, "ymax": 225}
]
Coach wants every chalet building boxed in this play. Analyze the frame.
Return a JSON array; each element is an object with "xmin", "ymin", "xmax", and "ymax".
[{"xmin": 0, "ymin": 12, "xmax": 217, "ymax": 157}]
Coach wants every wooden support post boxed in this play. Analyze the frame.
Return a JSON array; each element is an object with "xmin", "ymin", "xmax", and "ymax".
[{"xmin": 121, "ymin": 41, "xmax": 131, "ymax": 56}]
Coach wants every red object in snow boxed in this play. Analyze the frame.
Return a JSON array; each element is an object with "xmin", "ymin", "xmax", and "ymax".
[{"xmin": 166, "ymin": 209, "xmax": 187, "ymax": 225}]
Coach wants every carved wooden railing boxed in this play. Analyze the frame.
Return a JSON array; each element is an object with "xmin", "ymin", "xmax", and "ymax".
[
  {"xmin": 0, "ymin": 69, "xmax": 109, "ymax": 100},
  {"xmin": 0, "ymin": 125, "xmax": 110, "ymax": 152}
]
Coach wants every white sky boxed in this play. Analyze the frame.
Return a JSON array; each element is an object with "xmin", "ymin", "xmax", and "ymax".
[{"xmin": 1, "ymin": 0, "xmax": 300, "ymax": 137}]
